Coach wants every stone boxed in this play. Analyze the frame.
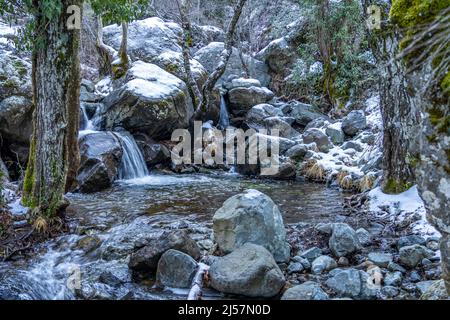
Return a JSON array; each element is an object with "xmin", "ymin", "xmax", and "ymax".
[
  {"xmin": 328, "ymin": 223, "xmax": 361, "ymax": 258},
  {"xmin": 287, "ymin": 262, "xmax": 304, "ymax": 274},
  {"xmin": 325, "ymin": 268, "xmax": 378, "ymax": 300},
  {"xmin": 137, "ymin": 140, "xmax": 171, "ymax": 167},
  {"xmin": 99, "ymin": 264, "xmax": 131, "ymax": 287},
  {"xmin": 338, "ymin": 257, "xmax": 350, "ymax": 267},
  {"xmin": 384, "ymin": 271, "xmax": 403, "ymax": 287},
  {"xmin": 245, "ymin": 104, "xmax": 283, "ymax": 125},
  {"xmin": 98, "ymin": 61, "xmax": 194, "ymax": 140},
  {"xmin": 416, "ymin": 281, "xmax": 437, "ymax": 296},
  {"xmin": 128, "ymin": 229, "xmax": 201, "ymax": 273},
  {"xmin": 326, "ymin": 123, "xmax": 345, "ymax": 145},
  {"xmin": 281, "ymin": 101, "xmax": 325, "ymax": 127},
  {"xmin": 194, "ymin": 42, "xmax": 270, "ymax": 87},
  {"xmin": 156, "ymin": 249, "xmax": 198, "ymax": 289},
  {"xmin": 420, "ymin": 280, "xmax": 449, "ymax": 300},
  {"xmin": 302, "ymin": 128, "xmax": 333, "ymax": 153},
  {"xmin": 77, "ymin": 132, "xmax": 123, "ymax": 193},
  {"xmin": 225, "ymin": 78, "xmax": 262, "ymax": 90},
  {"xmin": 342, "ymin": 141, "xmax": 363, "ymax": 152},
  {"xmin": 399, "ymin": 244, "xmax": 434, "ymax": 268},
  {"xmin": 213, "ymin": 189, "xmax": 290, "ymax": 262},
  {"xmin": 409, "ymin": 271, "xmax": 422, "ymax": 283},
  {"xmin": 292, "ymin": 256, "xmax": 311, "ymax": 270},
  {"xmin": 300, "ymin": 247, "xmax": 323, "ymax": 263},
  {"xmin": 356, "ymin": 228, "xmax": 372, "ymax": 246},
  {"xmin": 281, "ymin": 281, "xmax": 329, "ymax": 300},
  {"xmin": 0, "ymin": 53, "xmax": 31, "ymax": 101},
  {"xmin": 0, "ymin": 96, "xmax": 33, "ymax": 146},
  {"xmin": 209, "ymin": 243, "xmax": 285, "ymax": 298},
  {"xmin": 368, "ymin": 252, "xmax": 393, "ymax": 268},
  {"xmin": 311, "ymin": 255, "xmax": 337, "ymax": 274},
  {"xmin": 270, "ymin": 161, "xmax": 297, "ymax": 180},
  {"xmin": 397, "ymin": 235, "xmax": 426, "ymax": 249},
  {"xmin": 381, "ymin": 286, "xmax": 399, "ymax": 298},
  {"xmin": 285, "ymin": 144, "xmax": 309, "ymax": 161},
  {"xmin": 342, "ymin": 110, "xmax": 367, "ymax": 136},
  {"xmin": 228, "ymin": 86, "xmax": 275, "ymax": 115}
]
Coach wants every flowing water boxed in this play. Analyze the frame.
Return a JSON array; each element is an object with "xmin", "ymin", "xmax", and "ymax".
[
  {"xmin": 218, "ymin": 95, "xmax": 230, "ymax": 130},
  {"xmin": 116, "ymin": 132, "xmax": 149, "ymax": 180},
  {"xmin": 0, "ymin": 172, "xmax": 350, "ymax": 300}
]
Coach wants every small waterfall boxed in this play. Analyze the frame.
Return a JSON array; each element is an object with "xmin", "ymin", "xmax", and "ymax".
[
  {"xmin": 218, "ymin": 95, "xmax": 230, "ymax": 130},
  {"xmin": 116, "ymin": 132, "xmax": 149, "ymax": 180},
  {"xmin": 80, "ymin": 104, "xmax": 95, "ymax": 131}
]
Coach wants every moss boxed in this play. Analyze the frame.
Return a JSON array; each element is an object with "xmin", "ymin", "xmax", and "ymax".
[
  {"xmin": 428, "ymin": 106, "xmax": 450, "ymax": 133},
  {"xmin": 22, "ymin": 136, "xmax": 36, "ymax": 208},
  {"xmin": 383, "ymin": 178, "xmax": 414, "ymax": 194},
  {"xmin": 389, "ymin": 0, "xmax": 449, "ymax": 29},
  {"xmin": 441, "ymin": 71, "xmax": 450, "ymax": 92},
  {"xmin": 165, "ymin": 63, "xmax": 180, "ymax": 74},
  {"xmin": 3, "ymin": 79, "xmax": 18, "ymax": 89}
]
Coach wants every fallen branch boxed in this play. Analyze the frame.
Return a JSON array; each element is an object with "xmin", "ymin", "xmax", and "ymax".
[{"xmin": 187, "ymin": 262, "xmax": 210, "ymax": 300}]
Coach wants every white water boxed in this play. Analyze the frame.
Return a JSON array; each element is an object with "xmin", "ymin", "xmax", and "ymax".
[
  {"xmin": 79, "ymin": 104, "xmax": 99, "ymax": 138},
  {"xmin": 116, "ymin": 132, "xmax": 149, "ymax": 180},
  {"xmin": 218, "ymin": 95, "xmax": 230, "ymax": 130}
]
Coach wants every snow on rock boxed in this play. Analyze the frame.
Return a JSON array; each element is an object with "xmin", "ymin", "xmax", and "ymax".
[{"xmin": 368, "ymin": 186, "xmax": 440, "ymax": 238}]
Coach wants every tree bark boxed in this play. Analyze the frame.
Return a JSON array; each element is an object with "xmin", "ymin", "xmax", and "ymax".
[
  {"xmin": 96, "ymin": 16, "xmax": 117, "ymax": 76},
  {"xmin": 23, "ymin": 0, "xmax": 82, "ymax": 220},
  {"xmin": 194, "ymin": 0, "xmax": 247, "ymax": 119}
]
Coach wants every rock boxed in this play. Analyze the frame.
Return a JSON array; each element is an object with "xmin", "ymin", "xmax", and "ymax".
[
  {"xmin": 304, "ymin": 117, "xmax": 329, "ymax": 131},
  {"xmin": 416, "ymin": 281, "xmax": 437, "ymax": 296},
  {"xmin": 356, "ymin": 228, "xmax": 372, "ymax": 246},
  {"xmin": 0, "ymin": 53, "xmax": 31, "ymax": 101},
  {"xmin": 342, "ymin": 141, "xmax": 363, "ymax": 152},
  {"xmin": 156, "ymin": 249, "xmax": 198, "ymax": 289},
  {"xmin": 128, "ymin": 230, "xmax": 201, "ymax": 274},
  {"xmin": 0, "ymin": 96, "xmax": 33, "ymax": 146},
  {"xmin": 368, "ymin": 252, "xmax": 393, "ymax": 268},
  {"xmin": 209, "ymin": 243, "xmax": 285, "ymax": 298},
  {"xmin": 325, "ymin": 268, "xmax": 378, "ymax": 299},
  {"xmin": 103, "ymin": 17, "xmax": 207, "ymax": 83},
  {"xmin": 285, "ymin": 144, "xmax": 309, "ymax": 161},
  {"xmin": 338, "ymin": 257, "xmax": 350, "ymax": 267},
  {"xmin": 426, "ymin": 240, "xmax": 440, "ymax": 251},
  {"xmin": 326, "ymin": 123, "xmax": 345, "ymax": 145},
  {"xmin": 256, "ymin": 37, "xmax": 298, "ymax": 78},
  {"xmin": 328, "ymin": 223, "xmax": 361, "ymax": 258},
  {"xmin": 397, "ymin": 235, "xmax": 426, "ymax": 249},
  {"xmin": 225, "ymin": 78, "xmax": 262, "ymax": 90},
  {"xmin": 212, "ymin": 189, "xmax": 290, "ymax": 262},
  {"xmin": 258, "ymin": 117, "xmax": 300, "ymax": 139},
  {"xmin": 281, "ymin": 101, "xmax": 325, "ymax": 127},
  {"xmin": 270, "ymin": 161, "xmax": 297, "ymax": 180},
  {"xmin": 409, "ymin": 271, "xmax": 422, "ymax": 283},
  {"xmin": 0, "ymin": 157, "xmax": 8, "ymax": 182},
  {"xmin": 194, "ymin": 42, "xmax": 270, "ymax": 87},
  {"xmin": 302, "ymin": 128, "xmax": 333, "ymax": 153},
  {"xmin": 399, "ymin": 245, "xmax": 434, "ymax": 268},
  {"xmin": 300, "ymin": 247, "xmax": 323, "ymax": 263},
  {"xmin": 99, "ymin": 264, "xmax": 131, "ymax": 287},
  {"xmin": 98, "ymin": 61, "xmax": 194, "ymax": 140},
  {"xmin": 384, "ymin": 271, "xmax": 403, "ymax": 287},
  {"xmin": 420, "ymin": 280, "xmax": 449, "ymax": 300},
  {"xmin": 190, "ymin": 24, "xmax": 225, "ymax": 51},
  {"xmin": 287, "ymin": 262, "xmax": 304, "ymax": 274},
  {"xmin": 381, "ymin": 286, "xmax": 399, "ymax": 298},
  {"xmin": 292, "ymin": 256, "xmax": 311, "ymax": 270},
  {"xmin": 137, "ymin": 140, "xmax": 171, "ymax": 167},
  {"xmin": 75, "ymin": 236, "xmax": 102, "ymax": 254},
  {"xmin": 311, "ymin": 255, "xmax": 337, "ymax": 274},
  {"xmin": 245, "ymin": 104, "xmax": 283, "ymax": 125},
  {"xmin": 281, "ymin": 281, "xmax": 329, "ymax": 300},
  {"xmin": 342, "ymin": 110, "xmax": 367, "ymax": 136},
  {"xmin": 77, "ymin": 132, "xmax": 123, "ymax": 193},
  {"xmin": 228, "ymin": 86, "xmax": 275, "ymax": 115},
  {"xmin": 315, "ymin": 223, "xmax": 333, "ymax": 235}
]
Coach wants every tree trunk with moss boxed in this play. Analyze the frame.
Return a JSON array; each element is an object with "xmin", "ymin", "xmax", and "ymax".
[
  {"xmin": 23, "ymin": 0, "xmax": 82, "ymax": 221},
  {"xmin": 112, "ymin": 22, "xmax": 129, "ymax": 79}
]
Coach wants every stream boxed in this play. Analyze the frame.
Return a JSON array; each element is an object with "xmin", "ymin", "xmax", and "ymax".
[{"xmin": 0, "ymin": 172, "xmax": 350, "ymax": 300}]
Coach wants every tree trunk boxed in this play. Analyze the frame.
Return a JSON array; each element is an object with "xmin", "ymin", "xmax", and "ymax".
[
  {"xmin": 194, "ymin": 0, "xmax": 247, "ymax": 119},
  {"xmin": 23, "ymin": 0, "xmax": 82, "ymax": 220},
  {"xmin": 96, "ymin": 16, "xmax": 116, "ymax": 76},
  {"xmin": 118, "ymin": 22, "xmax": 129, "ymax": 68}
]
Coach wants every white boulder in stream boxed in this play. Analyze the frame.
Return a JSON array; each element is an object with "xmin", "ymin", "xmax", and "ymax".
[
  {"xmin": 99, "ymin": 61, "xmax": 194, "ymax": 140},
  {"xmin": 213, "ymin": 189, "xmax": 290, "ymax": 262},
  {"xmin": 209, "ymin": 243, "xmax": 285, "ymax": 298}
]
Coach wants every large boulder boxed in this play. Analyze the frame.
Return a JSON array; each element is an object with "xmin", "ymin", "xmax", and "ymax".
[
  {"xmin": 0, "ymin": 52, "xmax": 32, "ymax": 101},
  {"xmin": 98, "ymin": 61, "xmax": 194, "ymax": 140},
  {"xmin": 326, "ymin": 123, "xmax": 345, "ymax": 145},
  {"xmin": 399, "ymin": 244, "xmax": 434, "ymax": 268},
  {"xmin": 281, "ymin": 101, "xmax": 326, "ymax": 127},
  {"xmin": 209, "ymin": 243, "xmax": 285, "ymax": 298},
  {"xmin": 302, "ymin": 128, "xmax": 333, "ymax": 153},
  {"xmin": 325, "ymin": 268, "xmax": 378, "ymax": 299},
  {"xmin": 103, "ymin": 17, "xmax": 207, "ymax": 84},
  {"xmin": 194, "ymin": 42, "xmax": 270, "ymax": 86},
  {"xmin": 156, "ymin": 249, "xmax": 198, "ymax": 289},
  {"xmin": 281, "ymin": 281, "xmax": 329, "ymax": 300},
  {"xmin": 77, "ymin": 132, "xmax": 123, "ymax": 193},
  {"xmin": 246, "ymin": 104, "xmax": 284, "ymax": 125},
  {"xmin": 213, "ymin": 189, "xmax": 290, "ymax": 262},
  {"xmin": 128, "ymin": 229, "xmax": 201, "ymax": 274},
  {"xmin": 228, "ymin": 86, "xmax": 275, "ymax": 116},
  {"xmin": 318, "ymin": 223, "xmax": 361, "ymax": 258},
  {"xmin": 342, "ymin": 110, "xmax": 367, "ymax": 136}
]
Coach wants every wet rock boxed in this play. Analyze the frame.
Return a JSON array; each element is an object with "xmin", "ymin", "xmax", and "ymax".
[
  {"xmin": 281, "ymin": 281, "xmax": 329, "ymax": 300},
  {"xmin": 99, "ymin": 61, "xmax": 194, "ymax": 140},
  {"xmin": 420, "ymin": 280, "xmax": 449, "ymax": 300},
  {"xmin": 77, "ymin": 132, "xmax": 123, "ymax": 193},
  {"xmin": 399, "ymin": 244, "xmax": 434, "ymax": 268},
  {"xmin": 270, "ymin": 161, "xmax": 297, "ymax": 180},
  {"xmin": 137, "ymin": 140, "xmax": 171, "ymax": 167},
  {"xmin": 325, "ymin": 268, "xmax": 378, "ymax": 300},
  {"xmin": 245, "ymin": 103, "xmax": 283, "ymax": 125},
  {"xmin": 75, "ymin": 235, "xmax": 102, "ymax": 254},
  {"xmin": 338, "ymin": 257, "xmax": 350, "ymax": 267},
  {"xmin": 209, "ymin": 243, "xmax": 285, "ymax": 298},
  {"xmin": 311, "ymin": 255, "xmax": 337, "ymax": 274},
  {"xmin": 213, "ymin": 189, "xmax": 290, "ymax": 262},
  {"xmin": 342, "ymin": 110, "xmax": 367, "ymax": 136},
  {"xmin": 0, "ymin": 53, "xmax": 31, "ymax": 101},
  {"xmin": 328, "ymin": 223, "xmax": 361, "ymax": 258},
  {"xmin": 326, "ymin": 123, "xmax": 345, "ymax": 145},
  {"xmin": 368, "ymin": 252, "xmax": 393, "ymax": 268},
  {"xmin": 285, "ymin": 144, "xmax": 309, "ymax": 161},
  {"xmin": 356, "ymin": 228, "xmax": 372, "ymax": 246},
  {"xmin": 409, "ymin": 271, "xmax": 422, "ymax": 283},
  {"xmin": 194, "ymin": 42, "xmax": 270, "ymax": 87},
  {"xmin": 99, "ymin": 264, "xmax": 132, "ymax": 287},
  {"xmin": 0, "ymin": 95, "xmax": 33, "ymax": 147},
  {"xmin": 299, "ymin": 247, "xmax": 323, "ymax": 263},
  {"xmin": 397, "ymin": 235, "xmax": 426, "ymax": 249},
  {"xmin": 128, "ymin": 229, "xmax": 201, "ymax": 274},
  {"xmin": 302, "ymin": 129, "xmax": 333, "ymax": 153},
  {"xmin": 384, "ymin": 271, "xmax": 402, "ymax": 287},
  {"xmin": 156, "ymin": 249, "xmax": 198, "ymax": 289},
  {"xmin": 228, "ymin": 86, "xmax": 275, "ymax": 114}
]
